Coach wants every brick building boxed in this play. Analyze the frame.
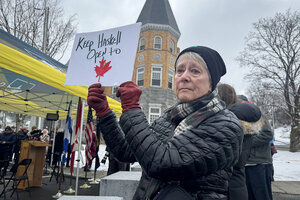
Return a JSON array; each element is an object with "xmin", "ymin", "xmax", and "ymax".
[{"xmin": 106, "ymin": 0, "xmax": 180, "ymax": 122}]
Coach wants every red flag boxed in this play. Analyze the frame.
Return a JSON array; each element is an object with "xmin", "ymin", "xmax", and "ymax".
[
  {"xmin": 70, "ymin": 97, "xmax": 82, "ymax": 173},
  {"xmin": 85, "ymin": 106, "xmax": 94, "ymax": 165}
]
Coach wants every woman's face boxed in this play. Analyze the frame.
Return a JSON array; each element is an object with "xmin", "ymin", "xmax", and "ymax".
[{"xmin": 175, "ymin": 54, "xmax": 211, "ymax": 102}]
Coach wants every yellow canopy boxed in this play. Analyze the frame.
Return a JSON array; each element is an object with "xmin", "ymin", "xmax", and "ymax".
[{"xmin": 0, "ymin": 30, "xmax": 121, "ymax": 119}]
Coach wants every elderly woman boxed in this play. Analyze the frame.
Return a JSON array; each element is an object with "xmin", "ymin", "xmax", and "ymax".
[
  {"xmin": 88, "ymin": 46, "xmax": 243, "ymax": 200},
  {"xmin": 40, "ymin": 129, "xmax": 50, "ymax": 143}
]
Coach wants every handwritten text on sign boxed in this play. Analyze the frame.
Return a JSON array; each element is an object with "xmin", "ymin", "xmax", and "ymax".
[{"xmin": 65, "ymin": 23, "xmax": 141, "ymax": 86}]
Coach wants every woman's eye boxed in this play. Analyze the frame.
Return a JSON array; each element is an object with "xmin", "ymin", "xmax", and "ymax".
[
  {"xmin": 191, "ymin": 69, "xmax": 201, "ymax": 74},
  {"xmin": 176, "ymin": 69, "xmax": 184, "ymax": 74}
]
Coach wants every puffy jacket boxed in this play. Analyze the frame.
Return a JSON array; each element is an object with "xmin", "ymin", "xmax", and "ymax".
[
  {"xmin": 243, "ymin": 117, "xmax": 273, "ymax": 165},
  {"xmin": 0, "ymin": 131, "xmax": 17, "ymax": 153},
  {"xmin": 228, "ymin": 102, "xmax": 262, "ymax": 200},
  {"xmin": 98, "ymin": 107, "xmax": 243, "ymax": 200}
]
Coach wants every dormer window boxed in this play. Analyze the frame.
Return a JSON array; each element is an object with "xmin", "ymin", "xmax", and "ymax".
[{"xmin": 154, "ymin": 36, "xmax": 162, "ymax": 50}]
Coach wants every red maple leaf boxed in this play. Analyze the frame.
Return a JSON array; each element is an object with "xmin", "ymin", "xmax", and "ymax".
[{"xmin": 94, "ymin": 57, "xmax": 112, "ymax": 82}]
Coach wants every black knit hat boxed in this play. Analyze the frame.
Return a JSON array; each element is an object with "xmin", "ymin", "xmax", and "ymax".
[
  {"xmin": 237, "ymin": 95, "xmax": 248, "ymax": 102},
  {"xmin": 229, "ymin": 103, "xmax": 262, "ymax": 122},
  {"xmin": 175, "ymin": 46, "xmax": 227, "ymax": 91},
  {"xmin": 5, "ymin": 126, "xmax": 12, "ymax": 131}
]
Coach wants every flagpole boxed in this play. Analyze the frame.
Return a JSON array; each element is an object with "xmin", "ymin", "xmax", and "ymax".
[
  {"xmin": 75, "ymin": 99, "xmax": 85, "ymax": 195},
  {"xmin": 90, "ymin": 144, "xmax": 100, "ymax": 184},
  {"xmin": 50, "ymin": 121, "xmax": 57, "ymax": 167},
  {"xmin": 90, "ymin": 119, "xmax": 102, "ymax": 184},
  {"xmin": 64, "ymin": 112, "xmax": 75, "ymax": 195},
  {"xmin": 53, "ymin": 101, "xmax": 72, "ymax": 199}
]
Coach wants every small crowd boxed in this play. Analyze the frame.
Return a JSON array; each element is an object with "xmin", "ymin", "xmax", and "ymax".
[{"xmin": 1, "ymin": 45, "xmax": 278, "ymax": 200}]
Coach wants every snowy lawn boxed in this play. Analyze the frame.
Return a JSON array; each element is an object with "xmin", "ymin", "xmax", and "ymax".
[{"xmin": 73, "ymin": 126, "xmax": 300, "ymax": 181}]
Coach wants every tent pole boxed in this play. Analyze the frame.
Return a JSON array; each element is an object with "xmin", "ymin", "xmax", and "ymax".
[
  {"xmin": 75, "ymin": 100, "xmax": 85, "ymax": 195},
  {"xmin": 50, "ymin": 120, "xmax": 57, "ymax": 167}
]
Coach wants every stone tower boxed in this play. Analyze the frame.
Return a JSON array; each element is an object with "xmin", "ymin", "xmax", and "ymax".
[{"xmin": 107, "ymin": 0, "xmax": 180, "ymax": 123}]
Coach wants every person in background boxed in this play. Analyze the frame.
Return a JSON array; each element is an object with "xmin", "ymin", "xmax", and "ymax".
[
  {"xmin": 236, "ymin": 95, "xmax": 274, "ymax": 200},
  {"xmin": 88, "ymin": 46, "xmax": 243, "ymax": 200},
  {"xmin": 218, "ymin": 84, "xmax": 264, "ymax": 200},
  {"xmin": 237, "ymin": 94, "xmax": 252, "ymax": 104},
  {"xmin": 217, "ymin": 83, "xmax": 238, "ymax": 108},
  {"xmin": 11, "ymin": 126, "xmax": 29, "ymax": 171},
  {"xmin": 40, "ymin": 129, "xmax": 50, "ymax": 143},
  {"xmin": 28, "ymin": 126, "xmax": 40, "ymax": 140},
  {"xmin": 270, "ymin": 139, "xmax": 277, "ymax": 181},
  {"xmin": 52, "ymin": 128, "xmax": 64, "ymax": 166},
  {"xmin": 106, "ymin": 147, "xmax": 130, "ymax": 175},
  {"xmin": 0, "ymin": 126, "xmax": 17, "ymax": 161}
]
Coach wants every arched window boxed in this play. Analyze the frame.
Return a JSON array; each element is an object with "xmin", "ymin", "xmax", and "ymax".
[
  {"xmin": 170, "ymin": 39, "xmax": 174, "ymax": 53},
  {"xmin": 139, "ymin": 38, "xmax": 145, "ymax": 51},
  {"xmin": 154, "ymin": 35, "xmax": 162, "ymax": 49}
]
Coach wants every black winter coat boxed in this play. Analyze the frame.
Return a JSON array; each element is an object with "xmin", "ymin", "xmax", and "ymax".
[
  {"xmin": 99, "ymin": 108, "xmax": 243, "ymax": 200},
  {"xmin": 228, "ymin": 103, "xmax": 273, "ymax": 200},
  {"xmin": 228, "ymin": 103, "xmax": 262, "ymax": 200}
]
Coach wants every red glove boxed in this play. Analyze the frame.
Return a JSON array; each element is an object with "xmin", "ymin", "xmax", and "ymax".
[
  {"xmin": 116, "ymin": 81, "xmax": 142, "ymax": 113},
  {"xmin": 87, "ymin": 83, "xmax": 111, "ymax": 118}
]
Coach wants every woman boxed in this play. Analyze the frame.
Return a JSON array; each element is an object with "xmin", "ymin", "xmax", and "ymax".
[
  {"xmin": 88, "ymin": 46, "xmax": 243, "ymax": 199},
  {"xmin": 218, "ymin": 83, "xmax": 252, "ymax": 200},
  {"xmin": 40, "ymin": 129, "xmax": 50, "ymax": 143}
]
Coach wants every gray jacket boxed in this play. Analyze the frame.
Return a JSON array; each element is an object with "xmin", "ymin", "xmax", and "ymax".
[{"xmin": 244, "ymin": 117, "xmax": 273, "ymax": 165}]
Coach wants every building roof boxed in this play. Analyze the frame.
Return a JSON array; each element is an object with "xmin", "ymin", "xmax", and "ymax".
[{"xmin": 137, "ymin": 0, "xmax": 180, "ymax": 34}]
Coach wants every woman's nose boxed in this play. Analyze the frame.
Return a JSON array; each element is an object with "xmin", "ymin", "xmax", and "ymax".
[{"xmin": 180, "ymin": 70, "xmax": 190, "ymax": 81}]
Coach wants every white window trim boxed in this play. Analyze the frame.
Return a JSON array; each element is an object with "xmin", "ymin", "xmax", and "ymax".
[
  {"xmin": 153, "ymin": 35, "xmax": 162, "ymax": 50},
  {"xmin": 112, "ymin": 85, "xmax": 118, "ymax": 94},
  {"xmin": 136, "ymin": 65, "xmax": 145, "ymax": 86},
  {"xmin": 170, "ymin": 39, "xmax": 174, "ymax": 53},
  {"xmin": 168, "ymin": 66, "xmax": 174, "ymax": 89},
  {"xmin": 139, "ymin": 37, "xmax": 145, "ymax": 51},
  {"xmin": 150, "ymin": 64, "xmax": 162, "ymax": 87},
  {"xmin": 148, "ymin": 106, "xmax": 161, "ymax": 124}
]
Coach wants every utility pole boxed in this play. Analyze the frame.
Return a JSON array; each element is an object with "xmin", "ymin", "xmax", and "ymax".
[
  {"xmin": 42, "ymin": 0, "xmax": 49, "ymax": 54},
  {"xmin": 40, "ymin": 0, "xmax": 49, "ymax": 130}
]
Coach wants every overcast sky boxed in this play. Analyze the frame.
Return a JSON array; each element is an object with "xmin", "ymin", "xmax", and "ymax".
[{"xmin": 60, "ymin": 0, "xmax": 300, "ymax": 95}]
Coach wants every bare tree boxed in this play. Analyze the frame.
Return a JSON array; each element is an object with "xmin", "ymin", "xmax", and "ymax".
[
  {"xmin": 246, "ymin": 80, "xmax": 290, "ymax": 127},
  {"xmin": 0, "ymin": 0, "xmax": 77, "ymax": 129},
  {"xmin": 0, "ymin": 0, "xmax": 77, "ymax": 60},
  {"xmin": 237, "ymin": 9, "xmax": 300, "ymax": 152}
]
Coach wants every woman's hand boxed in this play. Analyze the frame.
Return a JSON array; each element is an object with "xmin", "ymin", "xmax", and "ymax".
[
  {"xmin": 87, "ymin": 83, "xmax": 111, "ymax": 117},
  {"xmin": 116, "ymin": 81, "xmax": 142, "ymax": 113}
]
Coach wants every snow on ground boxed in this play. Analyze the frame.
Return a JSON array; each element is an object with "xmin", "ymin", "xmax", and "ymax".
[
  {"xmin": 74, "ymin": 126, "xmax": 300, "ymax": 181},
  {"xmin": 274, "ymin": 126, "xmax": 291, "ymax": 145},
  {"xmin": 273, "ymin": 150, "xmax": 300, "ymax": 181},
  {"xmin": 273, "ymin": 126, "xmax": 300, "ymax": 181}
]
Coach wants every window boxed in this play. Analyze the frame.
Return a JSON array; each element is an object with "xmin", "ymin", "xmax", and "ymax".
[
  {"xmin": 139, "ymin": 38, "xmax": 145, "ymax": 51},
  {"xmin": 170, "ymin": 39, "xmax": 174, "ymax": 53},
  {"xmin": 136, "ymin": 66, "xmax": 144, "ymax": 86},
  {"xmin": 149, "ymin": 107, "xmax": 161, "ymax": 124},
  {"xmin": 154, "ymin": 36, "xmax": 162, "ymax": 49},
  {"xmin": 168, "ymin": 67, "xmax": 174, "ymax": 89},
  {"xmin": 112, "ymin": 86, "xmax": 118, "ymax": 94},
  {"xmin": 151, "ymin": 66, "xmax": 162, "ymax": 87}
]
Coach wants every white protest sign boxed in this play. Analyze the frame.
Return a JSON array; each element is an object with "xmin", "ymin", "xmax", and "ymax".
[{"xmin": 65, "ymin": 23, "xmax": 141, "ymax": 86}]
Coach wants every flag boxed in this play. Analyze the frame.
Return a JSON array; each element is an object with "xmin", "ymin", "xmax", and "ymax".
[
  {"xmin": 70, "ymin": 97, "xmax": 82, "ymax": 173},
  {"xmin": 95, "ymin": 118, "xmax": 101, "ymax": 169},
  {"xmin": 61, "ymin": 101, "xmax": 72, "ymax": 165},
  {"xmin": 85, "ymin": 106, "xmax": 94, "ymax": 166}
]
